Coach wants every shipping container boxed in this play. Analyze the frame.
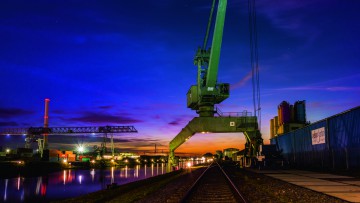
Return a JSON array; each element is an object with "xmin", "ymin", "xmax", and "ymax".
[
  {"xmin": 81, "ymin": 157, "xmax": 90, "ymax": 162},
  {"xmin": 67, "ymin": 157, "xmax": 76, "ymax": 162},
  {"xmin": 271, "ymin": 106, "xmax": 360, "ymax": 170}
]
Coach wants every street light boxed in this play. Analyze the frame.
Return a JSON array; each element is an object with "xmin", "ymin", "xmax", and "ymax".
[{"xmin": 77, "ymin": 146, "xmax": 84, "ymax": 153}]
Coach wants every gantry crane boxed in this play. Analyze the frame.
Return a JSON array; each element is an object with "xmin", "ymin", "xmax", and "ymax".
[
  {"xmin": 0, "ymin": 126, "xmax": 137, "ymax": 158},
  {"xmin": 168, "ymin": 0, "xmax": 263, "ymax": 167}
]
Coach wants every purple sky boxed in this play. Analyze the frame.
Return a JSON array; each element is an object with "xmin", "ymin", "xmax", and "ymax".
[{"xmin": 1, "ymin": 0, "xmax": 359, "ymax": 155}]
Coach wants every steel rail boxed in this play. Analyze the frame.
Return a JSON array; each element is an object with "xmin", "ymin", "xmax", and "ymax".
[
  {"xmin": 180, "ymin": 161, "xmax": 248, "ymax": 203},
  {"xmin": 215, "ymin": 161, "xmax": 248, "ymax": 203}
]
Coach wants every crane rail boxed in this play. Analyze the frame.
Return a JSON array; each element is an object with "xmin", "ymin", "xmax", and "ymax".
[{"xmin": 0, "ymin": 126, "xmax": 137, "ymax": 135}]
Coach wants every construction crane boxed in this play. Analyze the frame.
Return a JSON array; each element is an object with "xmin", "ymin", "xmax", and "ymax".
[
  {"xmin": 0, "ymin": 125, "xmax": 138, "ymax": 158},
  {"xmin": 168, "ymin": 0, "xmax": 263, "ymax": 167}
]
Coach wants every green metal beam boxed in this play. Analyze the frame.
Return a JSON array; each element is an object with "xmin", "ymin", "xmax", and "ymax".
[
  {"xmin": 206, "ymin": 0, "xmax": 227, "ymax": 88},
  {"xmin": 168, "ymin": 116, "xmax": 262, "ymax": 166}
]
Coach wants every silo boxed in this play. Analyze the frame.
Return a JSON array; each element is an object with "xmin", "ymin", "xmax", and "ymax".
[
  {"xmin": 274, "ymin": 116, "xmax": 279, "ymax": 135},
  {"xmin": 277, "ymin": 105, "xmax": 282, "ymax": 125},
  {"xmin": 290, "ymin": 105, "xmax": 295, "ymax": 122},
  {"xmin": 294, "ymin": 100, "xmax": 306, "ymax": 123},
  {"xmin": 270, "ymin": 118, "xmax": 275, "ymax": 138},
  {"xmin": 278, "ymin": 101, "xmax": 291, "ymax": 124}
]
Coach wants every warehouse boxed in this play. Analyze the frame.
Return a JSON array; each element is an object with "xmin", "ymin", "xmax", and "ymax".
[{"xmin": 270, "ymin": 106, "xmax": 360, "ymax": 170}]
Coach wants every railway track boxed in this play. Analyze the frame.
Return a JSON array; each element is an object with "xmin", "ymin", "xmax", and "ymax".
[{"xmin": 180, "ymin": 162, "xmax": 248, "ymax": 203}]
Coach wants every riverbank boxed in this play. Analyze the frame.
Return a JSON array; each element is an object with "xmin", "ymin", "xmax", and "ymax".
[{"xmin": 53, "ymin": 167, "xmax": 191, "ymax": 203}]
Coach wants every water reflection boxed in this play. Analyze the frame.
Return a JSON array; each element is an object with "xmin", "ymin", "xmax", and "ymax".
[
  {"xmin": 90, "ymin": 169, "xmax": 95, "ymax": 182},
  {"xmin": 35, "ymin": 177, "xmax": 41, "ymax": 195},
  {"xmin": 78, "ymin": 175, "xmax": 83, "ymax": 184},
  {"xmin": 4, "ymin": 179, "xmax": 7, "ymax": 202},
  {"xmin": 0, "ymin": 164, "xmax": 170, "ymax": 202},
  {"xmin": 111, "ymin": 167, "xmax": 114, "ymax": 184},
  {"xmin": 17, "ymin": 177, "xmax": 20, "ymax": 191},
  {"xmin": 151, "ymin": 163, "xmax": 154, "ymax": 176},
  {"xmin": 178, "ymin": 159, "xmax": 205, "ymax": 169}
]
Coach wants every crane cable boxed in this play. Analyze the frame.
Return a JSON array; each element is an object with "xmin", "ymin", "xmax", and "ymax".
[
  {"xmin": 248, "ymin": 0, "xmax": 261, "ymax": 130},
  {"xmin": 203, "ymin": 0, "xmax": 216, "ymax": 50}
]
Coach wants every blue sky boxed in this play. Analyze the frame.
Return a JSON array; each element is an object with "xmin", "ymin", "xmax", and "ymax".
[{"xmin": 0, "ymin": 0, "xmax": 359, "ymax": 155}]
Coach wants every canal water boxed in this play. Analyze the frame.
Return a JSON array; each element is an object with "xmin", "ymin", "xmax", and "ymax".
[{"xmin": 0, "ymin": 163, "xmax": 169, "ymax": 203}]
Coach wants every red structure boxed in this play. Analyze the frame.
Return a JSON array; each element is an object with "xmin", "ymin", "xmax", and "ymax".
[{"xmin": 44, "ymin": 98, "xmax": 50, "ymax": 149}]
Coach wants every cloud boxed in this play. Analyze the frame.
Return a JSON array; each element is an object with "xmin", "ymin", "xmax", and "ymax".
[
  {"xmin": 168, "ymin": 120, "xmax": 180, "ymax": 126},
  {"xmin": 256, "ymin": 0, "xmax": 323, "ymax": 49},
  {"xmin": 164, "ymin": 114, "xmax": 196, "ymax": 128},
  {"xmin": 274, "ymin": 86, "xmax": 360, "ymax": 92},
  {"xmin": 257, "ymin": 1, "xmax": 317, "ymax": 31},
  {"xmin": 64, "ymin": 111, "xmax": 143, "ymax": 124},
  {"xmin": 128, "ymin": 138, "xmax": 161, "ymax": 143},
  {"xmin": 98, "ymin": 105, "xmax": 114, "ymax": 109},
  {"xmin": 231, "ymin": 71, "xmax": 252, "ymax": 90},
  {"xmin": 0, "ymin": 108, "xmax": 34, "ymax": 118},
  {"xmin": 52, "ymin": 109, "xmax": 66, "ymax": 114},
  {"xmin": 272, "ymin": 74, "xmax": 360, "ymax": 93},
  {"xmin": 0, "ymin": 121, "xmax": 19, "ymax": 127},
  {"xmin": 47, "ymin": 134, "xmax": 164, "ymax": 152}
]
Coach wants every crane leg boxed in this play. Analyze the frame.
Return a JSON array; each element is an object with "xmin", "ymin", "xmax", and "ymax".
[{"xmin": 168, "ymin": 116, "xmax": 262, "ymax": 168}]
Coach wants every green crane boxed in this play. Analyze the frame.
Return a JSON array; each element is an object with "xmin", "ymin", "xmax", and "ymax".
[
  {"xmin": 168, "ymin": 0, "xmax": 262, "ymax": 168},
  {"xmin": 187, "ymin": 0, "xmax": 229, "ymax": 117}
]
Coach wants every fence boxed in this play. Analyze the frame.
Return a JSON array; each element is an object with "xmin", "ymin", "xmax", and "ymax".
[{"xmin": 271, "ymin": 106, "xmax": 360, "ymax": 170}]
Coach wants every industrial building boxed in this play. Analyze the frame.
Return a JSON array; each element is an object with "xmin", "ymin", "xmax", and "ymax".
[
  {"xmin": 271, "ymin": 106, "xmax": 360, "ymax": 170},
  {"xmin": 270, "ymin": 100, "xmax": 308, "ymax": 138},
  {"xmin": 223, "ymin": 148, "xmax": 239, "ymax": 160}
]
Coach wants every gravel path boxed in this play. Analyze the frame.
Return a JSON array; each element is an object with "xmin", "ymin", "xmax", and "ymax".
[
  {"xmin": 135, "ymin": 167, "xmax": 207, "ymax": 203},
  {"xmin": 136, "ymin": 163, "xmax": 348, "ymax": 203}
]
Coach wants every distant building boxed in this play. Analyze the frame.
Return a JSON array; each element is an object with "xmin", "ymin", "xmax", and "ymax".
[
  {"xmin": 49, "ymin": 149, "xmax": 76, "ymax": 162},
  {"xmin": 223, "ymin": 148, "xmax": 239, "ymax": 160},
  {"xmin": 118, "ymin": 152, "xmax": 140, "ymax": 159},
  {"xmin": 270, "ymin": 100, "xmax": 307, "ymax": 138},
  {"xmin": 216, "ymin": 150, "xmax": 223, "ymax": 159}
]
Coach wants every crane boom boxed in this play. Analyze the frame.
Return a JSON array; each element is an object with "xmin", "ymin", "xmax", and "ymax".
[
  {"xmin": 187, "ymin": 0, "xmax": 229, "ymax": 117},
  {"xmin": 206, "ymin": 0, "xmax": 226, "ymax": 88}
]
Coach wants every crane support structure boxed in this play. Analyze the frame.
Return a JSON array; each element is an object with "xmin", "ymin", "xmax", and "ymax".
[
  {"xmin": 169, "ymin": 116, "xmax": 262, "ymax": 166},
  {"xmin": 0, "ymin": 126, "xmax": 137, "ymax": 157},
  {"xmin": 169, "ymin": 0, "xmax": 263, "ymax": 167},
  {"xmin": 0, "ymin": 126, "xmax": 137, "ymax": 135}
]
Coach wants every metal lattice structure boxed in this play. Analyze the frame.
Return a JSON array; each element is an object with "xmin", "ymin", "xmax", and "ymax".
[
  {"xmin": 0, "ymin": 126, "xmax": 138, "ymax": 157},
  {"xmin": 0, "ymin": 126, "xmax": 137, "ymax": 135}
]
